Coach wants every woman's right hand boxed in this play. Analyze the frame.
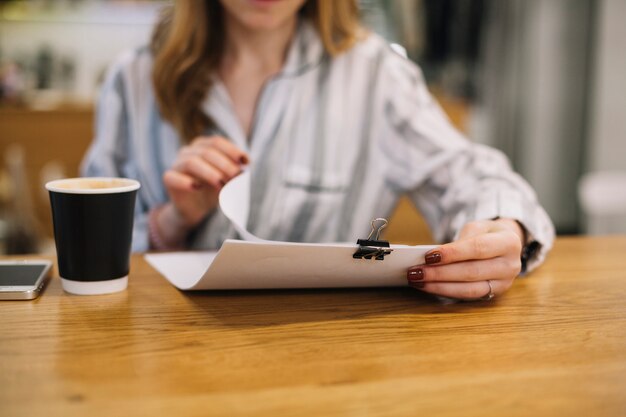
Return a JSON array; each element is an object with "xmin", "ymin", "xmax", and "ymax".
[{"xmin": 162, "ymin": 136, "xmax": 249, "ymax": 228}]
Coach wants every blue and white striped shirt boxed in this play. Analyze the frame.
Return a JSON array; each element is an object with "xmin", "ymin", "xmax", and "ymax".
[{"xmin": 82, "ymin": 22, "xmax": 554, "ymax": 271}]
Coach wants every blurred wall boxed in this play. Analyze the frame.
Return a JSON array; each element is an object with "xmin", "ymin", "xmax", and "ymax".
[
  {"xmin": 587, "ymin": 0, "xmax": 626, "ymax": 173},
  {"xmin": 518, "ymin": 0, "xmax": 593, "ymax": 234},
  {"xmin": 479, "ymin": 0, "xmax": 594, "ymax": 234}
]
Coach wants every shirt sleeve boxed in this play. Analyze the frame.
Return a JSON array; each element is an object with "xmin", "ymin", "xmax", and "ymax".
[
  {"xmin": 379, "ymin": 50, "xmax": 555, "ymax": 273},
  {"xmin": 80, "ymin": 53, "xmax": 150, "ymax": 253}
]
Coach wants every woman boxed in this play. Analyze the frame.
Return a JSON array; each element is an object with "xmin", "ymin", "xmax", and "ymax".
[{"xmin": 82, "ymin": 0, "xmax": 555, "ymax": 301}]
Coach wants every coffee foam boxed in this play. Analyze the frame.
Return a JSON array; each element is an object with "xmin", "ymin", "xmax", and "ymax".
[
  {"xmin": 46, "ymin": 177, "xmax": 140, "ymax": 194},
  {"xmin": 53, "ymin": 178, "xmax": 129, "ymax": 190}
]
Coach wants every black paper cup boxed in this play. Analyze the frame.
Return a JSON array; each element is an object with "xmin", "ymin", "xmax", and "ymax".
[{"xmin": 46, "ymin": 177, "xmax": 140, "ymax": 295}]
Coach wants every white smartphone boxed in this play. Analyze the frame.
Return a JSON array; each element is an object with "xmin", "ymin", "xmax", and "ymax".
[{"xmin": 0, "ymin": 260, "xmax": 52, "ymax": 300}]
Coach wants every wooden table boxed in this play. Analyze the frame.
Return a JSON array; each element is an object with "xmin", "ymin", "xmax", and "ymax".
[{"xmin": 1, "ymin": 236, "xmax": 626, "ymax": 417}]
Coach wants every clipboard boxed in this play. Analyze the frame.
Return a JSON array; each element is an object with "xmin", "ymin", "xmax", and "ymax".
[{"xmin": 145, "ymin": 172, "xmax": 436, "ymax": 290}]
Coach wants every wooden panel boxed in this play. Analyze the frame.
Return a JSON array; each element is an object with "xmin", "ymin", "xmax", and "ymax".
[
  {"xmin": 386, "ymin": 196, "xmax": 434, "ymax": 244},
  {"xmin": 0, "ymin": 108, "xmax": 94, "ymax": 238}
]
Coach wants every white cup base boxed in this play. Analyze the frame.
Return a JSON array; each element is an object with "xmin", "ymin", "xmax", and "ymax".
[{"xmin": 61, "ymin": 276, "xmax": 128, "ymax": 295}]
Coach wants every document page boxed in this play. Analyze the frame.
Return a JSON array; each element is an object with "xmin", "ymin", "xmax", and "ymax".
[{"xmin": 145, "ymin": 172, "xmax": 436, "ymax": 290}]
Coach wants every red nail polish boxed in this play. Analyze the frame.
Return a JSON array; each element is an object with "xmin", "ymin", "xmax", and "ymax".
[
  {"xmin": 411, "ymin": 282, "xmax": 425, "ymax": 289},
  {"xmin": 425, "ymin": 252, "xmax": 442, "ymax": 265},
  {"xmin": 219, "ymin": 180, "xmax": 226, "ymax": 187},
  {"xmin": 407, "ymin": 267, "xmax": 424, "ymax": 281},
  {"xmin": 240, "ymin": 155, "xmax": 249, "ymax": 165}
]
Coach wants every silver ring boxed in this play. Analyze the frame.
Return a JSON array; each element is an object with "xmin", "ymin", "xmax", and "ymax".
[{"xmin": 480, "ymin": 280, "xmax": 495, "ymax": 301}]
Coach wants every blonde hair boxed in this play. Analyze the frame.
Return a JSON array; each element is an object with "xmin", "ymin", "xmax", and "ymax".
[{"xmin": 151, "ymin": 0, "xmax": 361, "ymax": 142}]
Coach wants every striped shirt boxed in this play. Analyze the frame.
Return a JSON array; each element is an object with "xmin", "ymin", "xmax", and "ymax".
[{"xmin": 82, "ymin": 21, "xmax": 555, "ymax": 272}]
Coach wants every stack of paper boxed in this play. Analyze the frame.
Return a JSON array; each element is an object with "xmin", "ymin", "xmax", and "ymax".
[{"xmin": 145, "ymin": 172, "xmax": 435, "ymax": 290}]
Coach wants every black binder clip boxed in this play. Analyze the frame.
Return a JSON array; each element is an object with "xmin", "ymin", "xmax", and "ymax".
[{"xmin": 353, "ymin": 218, "xmax": 393, "ymax": 261}]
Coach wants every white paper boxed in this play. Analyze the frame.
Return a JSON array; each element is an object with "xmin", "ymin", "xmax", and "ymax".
[
  {"xmin": 217, "ymin": 171, "xmax": 265, "ymax": 242},
  {"xmin": 145, "ymin": 171, "xmax": 436, "ymax": 290}
]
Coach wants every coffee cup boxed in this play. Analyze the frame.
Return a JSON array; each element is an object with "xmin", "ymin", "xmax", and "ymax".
[{"xmin": 46, "ymin": 177, "xmax": 140, "ymax": 295}]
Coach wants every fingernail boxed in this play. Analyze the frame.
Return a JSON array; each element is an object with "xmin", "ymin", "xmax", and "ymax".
[
  {"xmin": 425, "ymin": 252, "xmax": 442, "ymax": 265},
  {"xmin": 240, "ymin": 155, "xmax": 249, "ymax": 165},
  {"xmin": 192, "ymin": 181, "xmax": 203, "ymax": 190},
  {"xmin": 410, "ymin": 282, "xmax": 425, "ymax": 289},
  {"xmin": 407, "ymin": 267, "xmax": 424, "ymax": 281},
  {"xmin": 219, "ymin": 180, "xmax": 226, "ymax": 187}
]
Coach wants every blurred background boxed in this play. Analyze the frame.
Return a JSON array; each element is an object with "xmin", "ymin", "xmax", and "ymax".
[{"xmin": 1, "ymin": 0, "xmax": 625, "ymax": 254}]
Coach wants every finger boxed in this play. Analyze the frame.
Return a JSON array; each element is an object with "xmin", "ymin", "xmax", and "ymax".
[
  {"xmin": 175, "ymin": 156, "xmax": 225, "ymax": 189},
  {"xmin": 407, "ymin": 257, "xmax": 521, "ymax": 283},
  {"xmin": 193, "ymin": 136, "xmax": 249, "ymax": 165},
  {"xmin": 200, "ymin": 147, "xmax": 242, "ymax": 179},
  {"xmin": 410, "ymin": 279, "xmax": 512, "ymax": 301},
  {"xmin": 425, "ymin": 231, "xmax": 521, "ymax": 265},
  {"xmin": 494, "ymin": 218, "xmax": 526, "ymax": 245},
  {"xmin": 179, "ymin": 145, "xmax": 240, "ymax": 177},
  {"xmin": 163, "ymin": 170, "xmax": 196, "ymax": 192},
  {"xmin": 457, "ymin": 220, "xmax": 493, "ymax": 240}
]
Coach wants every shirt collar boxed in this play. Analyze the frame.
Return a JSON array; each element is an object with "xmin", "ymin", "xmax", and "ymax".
[{"xmin": 280, "ymin": 19, "xmax": 325, "ymax": 78}]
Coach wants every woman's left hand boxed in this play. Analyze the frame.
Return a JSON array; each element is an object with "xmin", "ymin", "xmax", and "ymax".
[{"xmin": 406, "ymin": 218, "xmax": 525, "ymax": 300}]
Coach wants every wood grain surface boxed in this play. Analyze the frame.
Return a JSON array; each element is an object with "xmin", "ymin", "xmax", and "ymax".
[{"xmin": 1, "ymin": 236, "xmax": 625, "ymax": 417}]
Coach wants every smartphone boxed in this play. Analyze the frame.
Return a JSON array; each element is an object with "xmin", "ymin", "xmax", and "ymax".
[{"xmin": 0, "ymin": 260, "xmax": 52, "ymax": 300}]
